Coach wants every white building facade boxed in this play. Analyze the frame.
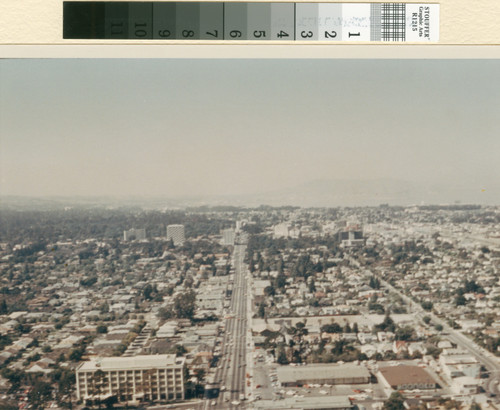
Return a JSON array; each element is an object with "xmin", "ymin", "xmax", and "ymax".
[
  {"xmin": 76, "ymin": 354, "xmax": 185, "ymax": 403},
  {"xmin": 123, "ymin": 228, "xmax": 146, "ymax": 241},
  {"xmin": 167, "ymin": 224, "xmax": 185, "ymax": 246},
  {"xmin": 221, "ymin": 228, "xmax": 235, "ymax": 246}
]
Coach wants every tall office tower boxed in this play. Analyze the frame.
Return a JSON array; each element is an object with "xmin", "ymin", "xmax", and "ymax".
[
  {"xmin": 221, "ymin": 228, "xmax": 235, "ymax": 246},
  {"xmin": 76, "ymin": 355, "xmax": 185, "ymax": 403},
  {"xmin": 235, "ymin": 220, "xmax": 243, "ymax": 231},
  {"xmin": 167, "ymin": 224, "xmax": 185, "ymax": 246},
  {"xmin": 338, "ymin": 224, "xmax": 364, "ymax": 248},
  {"xmin": 123, "ymin": 228, "xmax": 146, "ymax": 241}
]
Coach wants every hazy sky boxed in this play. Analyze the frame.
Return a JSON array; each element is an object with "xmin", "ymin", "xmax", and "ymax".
[{"xmin": 1, "ymin": 59, "xmax": 499, "ymax": 201}]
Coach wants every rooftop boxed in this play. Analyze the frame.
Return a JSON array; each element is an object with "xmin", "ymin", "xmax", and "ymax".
[
  {"xmin": 379, "ymin": 365, "xmax": 437, "ymax": 387},
  {"xmin": 77, "ymin": 354, "xmax": 184, "ymax": 372},
  {"xmin": 254, "ymin": 395, "xmax": 352, "ymax": 409},
  {"xmin": 277, "ymin": 363, "xmax": 370, "ymax": 383}
]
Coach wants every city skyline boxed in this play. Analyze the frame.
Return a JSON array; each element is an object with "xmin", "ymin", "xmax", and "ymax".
[{"xmin": 1, "ymin": 59, "xmax": 499, "ymax": 205}]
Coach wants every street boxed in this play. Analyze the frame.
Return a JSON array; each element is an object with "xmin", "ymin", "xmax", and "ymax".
[
  {"xmin": 200, "ymin": 243, "xmax": 249, "ymax": 409},
  {"xmin": 380, "ymin": 277, "xmax": 500, "ymax": 401}
]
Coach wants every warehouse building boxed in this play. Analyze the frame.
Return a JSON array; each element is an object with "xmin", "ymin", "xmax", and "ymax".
[
  {"xmin": 378, "ymin": 365, "xmax": 438, "ymax": 391},
  {"xmin": 76, "ymin": 354, "xmax": 185, "ymax": 403},
  {"xmin": 277, "ymin": 363, "xmax": 371, "ymax": 387},
  {"xmin": 254, "ymin": 396, "xmax": 353, "ymax": 410}
]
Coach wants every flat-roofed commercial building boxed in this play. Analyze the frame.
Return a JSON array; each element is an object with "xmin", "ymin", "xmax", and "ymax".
[
  {"xmin": 76, "ymin": 354, "xmax": 185, "ymax": 403},
  {"xmin": 254, "ymin": 395, "xmax": 353, "ymax": 410},
  {"xmin": 378, "ymin": 365, "xmax": 438, "ymax": 390},
  {"xmin": 439, "ymin": 351, "xmax": 481, "ymax": 379},
  {"xmin": 277, "ymin": 364, "xmax": 370, "ymax": 387}
]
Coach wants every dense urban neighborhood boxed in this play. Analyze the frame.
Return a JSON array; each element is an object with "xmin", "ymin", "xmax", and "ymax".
[{"xmin": 0, "ymin": 203, "xmax": 499, "ymax": 410}]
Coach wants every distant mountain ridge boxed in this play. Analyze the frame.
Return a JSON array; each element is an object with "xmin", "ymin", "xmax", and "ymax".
[
  {"xmin": 233, "ymin": 178, "xmax": 499, "ymax": 207},
  {"xmin": 1, "ymin": 178, "xmax": 498, "ymax": 209}
]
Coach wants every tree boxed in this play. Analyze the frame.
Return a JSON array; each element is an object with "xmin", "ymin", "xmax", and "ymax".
[
  {"xmin": 464, "ymin": 279, "xmax": 484, "ymax": 294},
  {"xmin": 331, "ymin": 339, "xmax": 354, "ymax": 356},
  {"xmin": 264, "ymin": 285, "xmax": 276, "ymax": 297},
  {"xmin": 275, "ymin": 273, "xmax": 287, "ymax": 289},
  {"xmin": 375, "ymin": 314, "xmax": 396, "ymax": 333},
  {"xmin": 383, "ymin": 392, "xmax": 405, "ymax": 410},
  {"xmin": 96, "ymin": 324, "xmax": 108, "ymax": 334},
  {"xmin": 421, "ymin": 301, "xmax": 433, "ymax": 311},
  {"xmin": 422, "ymin": 316, "xmax": 431, "ymax": 325},
  {"xmin": 159, "ymin": 306, "xmax": 172, "ymax": 320},
  {"xmin": 99, "ymin": 301, "xmax": 109, "ymax": 313},
  {"xmin": 42, "ymin": 345, "xmax": 52, "ymax": 353},
  {"xmin": 294, "ymin": 322, "xmax": 308, "ymax": 334},
  {"xmin": 0, "ymin": 299, "xmax": 7, "ymax": 314},
  {"xmin": 80, "ymin": 276, "xmax": 98, "ymax": 287},
  {"xmin": 395, "ymin": 326, "xmax": 415, "ymax": 341},
  {"xmin": 28, "ymin": 379, "xmax": 53, "ymax": 409},
  {"xmin": 169, "ymin": 344, "xmax": 187, "ymax": 357},
  {"xmin": 54, "ymin": 368, "xmax": 75, "ymax": 409},
  {"xmin": 103, "ymin": 396, "xmax": 118, "ymax": 409},
  {"xmin": 257, "ymin": 303, "xmax": 266, "ymax": 318},
  {"xmin": 0, "ymin": 334, "xmax": 12, "ymax": 350},
  {"xmin": 426, "ymin": 345, "xmax": 442, "ymax": 359},
  {"xmin": 369, "ymin": 276, "xmax": 380, "ymax": 289},
  {"xmin": 277, "ymin": 347, "xmax": 288, "ymax": 364},
  {"xmin": 69, "ymin": 347, "xmax": 84, "ymax": 361},
  {"xmin": 308, "ymin": 279, "xmax": 316, "ymax": 293},
  {"xmin": 321, "ymin": 323, "xmax": 342, "ymax": 333},
  {"xmin": 143, "ymin": 284, "xmax": 153, "ymax": 300},
  {"xmin": 368, "ymin": 296, "xmax": 385, "ymax": 314},
  {"xmin": 1, "ymin": 368, "xmax": 25, "ymax": 393},
  {"xmin": 173, "ymin": 289, "xmax": 196, "ymax": 320}
]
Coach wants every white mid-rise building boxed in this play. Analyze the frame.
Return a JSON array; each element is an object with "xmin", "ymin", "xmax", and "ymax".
[
  {"xmin": 167, "ymin": 224, "xmax": 185, "ymax": 246},
  {"xmin": 221, "ymin": 228, "xmax": 235, "ymax": 246},
  {"xmin": 76, "ymin": 354, "xmax": 185, "ymax": 403},
  {"xmin": 123, "ymin": 228, "xmax": 146, "ymax": 241},
  {"xmin": 274, "ymin": 223, "xmax": 290, "ymax": 238}
]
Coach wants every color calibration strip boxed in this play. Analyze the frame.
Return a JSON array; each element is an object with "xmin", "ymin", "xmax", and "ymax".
[{"xmin": 63, "ymin": 2, "xmax": 439, "ymax": 42}]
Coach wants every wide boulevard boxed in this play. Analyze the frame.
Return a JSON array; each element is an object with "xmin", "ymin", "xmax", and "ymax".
[{"xmin": 201, "ymin": 242, "xmax": 249, "ymax": 409}]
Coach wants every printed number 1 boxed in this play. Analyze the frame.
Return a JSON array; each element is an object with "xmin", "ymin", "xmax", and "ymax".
[{"xmin": 134, "ymin": 23, "xmax": 147, "ymax": 38}]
